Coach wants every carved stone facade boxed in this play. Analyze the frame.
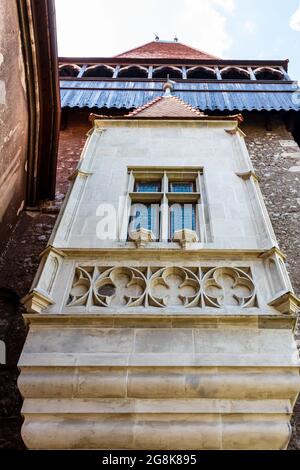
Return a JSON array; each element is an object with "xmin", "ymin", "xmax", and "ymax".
[{"xmin": 18, "ymin": 114, "xmax": 300, "ymax": 449}]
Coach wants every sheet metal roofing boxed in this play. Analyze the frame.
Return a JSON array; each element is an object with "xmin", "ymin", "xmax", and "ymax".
[
  {"xmin": 115, "ymin": 40, "xmax": 218, "ymax": 60},
  {"xmin": 60, "ymin": 80, "xmax": 300, "ymax": 112}
]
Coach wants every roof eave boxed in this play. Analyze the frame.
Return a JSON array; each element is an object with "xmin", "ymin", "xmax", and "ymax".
[
  {"xmin": 58, "ymin": 57, "xmax": 289, "ymax": 70},
  {"xmin": 89, "ymin": 113, "xmax": 243, "ymax": 123}
]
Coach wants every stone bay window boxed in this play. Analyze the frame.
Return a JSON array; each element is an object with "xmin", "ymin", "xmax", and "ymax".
[{"xmin": 19, "ymin": 39, "xmax": 300, "ymax": 450}]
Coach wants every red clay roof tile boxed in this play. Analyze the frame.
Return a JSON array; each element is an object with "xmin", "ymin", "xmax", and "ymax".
[
  {"xmin": 125, "ymin": 95, "xmax": 204, "ymax": 118},
  {"xmin": 115, "ymin": 41, "xmax": 219, "ymax": 60}
]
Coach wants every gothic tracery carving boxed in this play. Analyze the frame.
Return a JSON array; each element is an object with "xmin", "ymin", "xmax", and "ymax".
[
  {"xmin": 93, "ymin": 267, "xmax": 146, "ymax": 307},
  {"xmin": 67, "ymin": 265, "xmax": 257, "ymax": 309},
  {"xmin": 202, "ymin": 267, "xmax": 256, "ymax": 308},
  {"xmin": 67, "ymin": 267, "xmax": 92, "ymax": 307},
  {"xmin": 149, "ymin": 267, "xmax": 200, "ymax": 307}
]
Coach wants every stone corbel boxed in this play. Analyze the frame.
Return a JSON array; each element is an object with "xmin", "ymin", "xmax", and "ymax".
[
  {"xmin": 236, "ymin": 170, "xmax": 260, "ymax": 182},
  {"xmin": 68, "ymin": 168, "xmax": 93, "ymax": 182},
  {"xmin": 22, "ymin": 288, "xmax": 55, "ymax": 314},
  {"xmin": 268, "ymin": 291, "xmax": 300, "ymax": 315},
  {"xmin": 130, "ymin": 228, "xmax": 156, "ymax": 248},
  {"xmin": 173, "ymin": 228, "xmax": 199, "ymax": 249},
  {"xmin": 259, "ymin": 247, "xmax": 286, "ymax": 261},
  {"xmin": 225, "ymin": 128, "xmax": 238, "ymax": 136},
  {"xmin": 39, "ymin": 245, "xmax": 65, "ymax": 260},
  {"xmin": 225, "ymin": 126, "xmax": 246, "ymax": 138}
]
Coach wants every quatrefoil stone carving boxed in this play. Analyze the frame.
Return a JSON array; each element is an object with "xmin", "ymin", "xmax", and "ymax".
[
  {"xmin": 149, "ymin": 267, "xmax": 200, "ymax": 307},
  {"xmin": 93, "ymin": 267, "xmax": 146, "ymax": 307},
  {"xmin": 203, "ymin": 267, "xmax": 256, "ymax": 308},
  {"xmin": 67, "ymin": 265, "xmax": 257, "ymax": 310}
]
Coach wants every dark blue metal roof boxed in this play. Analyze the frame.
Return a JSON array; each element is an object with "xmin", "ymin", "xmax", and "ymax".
[{"xmin": 60, "ymin": 80, "xmax": 300, "ymax": 112}]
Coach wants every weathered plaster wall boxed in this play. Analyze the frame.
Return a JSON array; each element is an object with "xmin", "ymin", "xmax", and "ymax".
[{"xmin": 0, "ymin": 0, "xmax": 28, "ymax": 250}]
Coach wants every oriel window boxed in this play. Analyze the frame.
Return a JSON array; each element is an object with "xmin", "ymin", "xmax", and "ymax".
[{"xmin": 125, "ymin": 168, "xmax": 211, "ymax": 244}]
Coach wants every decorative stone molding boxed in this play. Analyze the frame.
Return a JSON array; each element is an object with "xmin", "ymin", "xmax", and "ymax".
[
  {"xmin": 39, "ymin": 246, "xmax": 65, "ymax": 260},
  {"xmin": 22, "ymin": 288, "xmax": 55, "ymax": 314},
  {"xmin": 67, "ymin": 267, "xmax": 92, "ymax": 307},
  {"xmin": 268, "ymin": 291, "xmax": 300, "ymax": 315},
  {"xmin": 225, "ymin": 128, "xmax": 238, "ymax": 136},
  {"xmin": 202, "ymin": 267, "xmax": 257, "ymax": 308},
  {"xmin": 173, "ymin": 228, "xmax": 199, "ymax": 249},
  {"xmin": 260, "ymin": 247, "xmax": 287, "ymax": 261},
  {"xmin": 130, "ymin": 228, "xmax": 156, "ymax": 248},
  {"xmin": 236, "ymin": 170, "xmax": 277, "ymax": 247},
  {"xmin": 149, "ymin": 267, "xmax": 200, "ymax": 307},
  {"xmin": 66, "ymin": 265, "xmax": 258, "ymax": 310},
  {"xmin": 93, "ymin": 267, "xmax": 146, "ymax": 307},
  {"xmin": 22, "ymin": 246, "xmax": 63, "ymax": 313},
  {"xmin": 236, "ymin": 170, "xmax": 260, "ymax": 182},
  {"xmin": 68, "ymin": 168, "xmax": 93, "ymax": 182},
  {"xmin": 260, "ymin": 246, "xmax": 293, "ymax": 297}
]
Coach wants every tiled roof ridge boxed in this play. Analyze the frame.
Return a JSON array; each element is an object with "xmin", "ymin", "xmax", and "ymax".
[
  {"xmin": 114, "ymin": 41, "xmax": 157, "ymax": 58},
  {"xmin": 168, "ymin": 95, "xmax": 203, "ymax": 115},
  {"xmin": 124, "ymin": 94, "xmax": 203, "ymax": 117},
  {"xmin": 125, "ymin": 96, "xmax": 163, "ymax": 116},
  {"xmin": 172, "ymin": 40, "xmax": 220, "ymax": 60},
  {"xmin": 115, "ymin": 40, "xmax": 219, "ymax": 60}
]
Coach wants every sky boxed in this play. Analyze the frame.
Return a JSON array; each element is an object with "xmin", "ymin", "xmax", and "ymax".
[{"xmin": 55, "ymin": 0, "xmax": 300, "ymax": 81}]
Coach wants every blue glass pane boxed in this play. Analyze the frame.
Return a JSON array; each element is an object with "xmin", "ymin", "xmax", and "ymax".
[
  {"xmin": 133, "ymin": 204, "xmax": 150, "ymax": 230},
  {"xmin": 170, "ymin": 182, "xmax": 194, "ymax": 193},
  {"xmin": 170, "ymin": 204, "xmax": 196, "ymax": 238},
  {"xmin": 131, "ymin": 204, "xmax": 159, "ymax": 240},
  {"xmin": 136, "ymin": 182, "xmax": 160, "ymax": 192}
]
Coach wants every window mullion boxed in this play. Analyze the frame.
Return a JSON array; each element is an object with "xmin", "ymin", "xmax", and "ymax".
[
  {"xmin": 197, "ymin": 171, "xmax": 206, "ymax": 243},
  {"xmin": 161, "ymin": 172, "xmax": 168, "ymax": 242}
]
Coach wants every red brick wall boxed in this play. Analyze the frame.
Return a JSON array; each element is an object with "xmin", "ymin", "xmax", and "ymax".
[{"xmin": 55, "ymin": 110, "xmax": 91, "ymax": 203}]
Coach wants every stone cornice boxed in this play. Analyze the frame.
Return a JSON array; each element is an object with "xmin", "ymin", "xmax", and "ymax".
[
  {"xmin": 49, "ymin": 247, "xmax": 266, "ymax": 258},
  {"xmin": 23, "ymin": 313, "xmax": 297, "ymax": 329}
]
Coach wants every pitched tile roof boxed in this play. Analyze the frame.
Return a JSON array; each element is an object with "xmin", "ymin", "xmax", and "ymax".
[
  {"xmin": 125, "ymin": 95, "xmax": 204, "ymax": 118},
  {"xmin": 115, "ymin": 41, "xmax": 219, "ymax": 60}
]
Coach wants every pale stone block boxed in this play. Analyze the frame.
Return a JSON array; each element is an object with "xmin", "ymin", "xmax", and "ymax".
[
  {"xmin": 77, "ymin": 367, "xmax": 126, "ymax": 398},
  {"xmin": 21, "ymin": 328, "xmax": 134, "ymax": 354},
  {"xmin": 128, "ymin": 370, "xmax": 186, "ymax": 398},
  {"xmin": 22, "ymin": 417, "xmax": 134, "ymax": 450},
  {"xmin": 18, "ymin": 368, "xmax": 74, "ymax": 398},
  {"xmin": 134, "ymin": 329, "xmax": 193, "ymax": 354},
  {"xmin": 133, "ymin": 417, "xmax": 221, "ymax": 450},
  {"xmin": 222, "ymin": 416, "xmax": 291, "ymax": 450}
]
